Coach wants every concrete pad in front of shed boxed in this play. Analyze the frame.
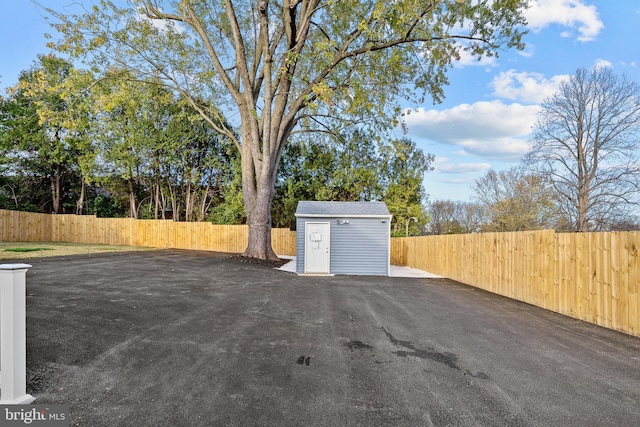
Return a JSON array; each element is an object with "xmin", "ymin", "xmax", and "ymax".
[
  {"xmin": 388, "ymin": 264, "xmax": 443, "ymax": 278},
  {"xmin": 276, "ymin": 255, "xmax": 442, "ymax": 278}
]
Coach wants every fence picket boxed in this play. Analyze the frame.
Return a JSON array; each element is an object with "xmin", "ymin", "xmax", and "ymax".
[{"xmin": 628, "ymin": 233, "xmax": 639, "ymax": 336}]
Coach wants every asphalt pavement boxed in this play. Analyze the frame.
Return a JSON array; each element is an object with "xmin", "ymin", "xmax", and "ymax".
[{"xmin": 19, "ymin": 250, "xmax": 640, "ymax": 426}]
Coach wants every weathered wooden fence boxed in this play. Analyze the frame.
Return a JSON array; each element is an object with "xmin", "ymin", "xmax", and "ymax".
[
  {"xmin": 3, "ymin": 210, "xmax": 639, "ymax": 337},
  {"xmin": 0, "ymin": 209, "xmax": 297, "ymax": 256},
  {"xmin": 391, "ymin": 230, "xmax": 640, "ymax": 337}
]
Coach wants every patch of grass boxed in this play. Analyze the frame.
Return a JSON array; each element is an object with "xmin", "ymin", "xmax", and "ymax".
[
  {"xmin": 4, "ymin": 247, "xmax": 53, "ymax": 253},
  {"xmin": 0, "ymin": 242, "xmax": 153, "ymax": 260}
]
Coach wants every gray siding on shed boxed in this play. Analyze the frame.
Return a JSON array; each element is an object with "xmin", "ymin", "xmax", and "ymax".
[{"xmin": 295, "ymin": 216, "xmax": 390, "ymax": 276}]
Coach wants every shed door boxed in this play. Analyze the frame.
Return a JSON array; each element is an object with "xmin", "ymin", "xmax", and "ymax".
[{"xmin": 305, "ymin": 222, "xmax": 330, "ymax": 274}]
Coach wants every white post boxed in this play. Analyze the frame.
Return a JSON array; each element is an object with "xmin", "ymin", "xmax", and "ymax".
[{"xmin": 0, "ymin": 264, "xmax": 36, "ymax": 404}]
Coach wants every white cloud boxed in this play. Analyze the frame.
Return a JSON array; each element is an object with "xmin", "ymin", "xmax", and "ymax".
[
  {"xmin": 437, "ymin": 162, "xmax": 492, "ymax": 174},
  {"xmin": 402, "ymin": 101, "xmax": 539, "ymax": 160},
  {"xmin": 526, "ymin": 0, "xmax": 604, "ymax": 42},
  {"xmin": 452, "ymin": 150, "xmax": 471, "ymax": 156},
  {"xmin": 617, "ymin": 60, "xmax": 638, "ymax": 68},
  {"xmin": 428, "ymin": 157, "xmax": 485, "ymax": 184},
  {"xmin": 454, "ymin": 137, "xmax": 531, "ymax": 158},
  {"xmin": 518, "ymin": 45, "xmax": 535, "ymax": 58},
  {"xmin": 452, "ymin": 48, "xmax": 497, "ymax": 69},
  {"xmin": 620, "ymin": 61, "xmax": 637, "ymax": 68},
  {"xmin": 440, "ymin": 176, "xmax": 478, "ymax": 185},
  {"xmin": 594, "ymin": 58, "xmax": 612, "ymax": 69},
  {"xmin": 490, "ymin": 70, "xmax": 569, "ymax": 103}
]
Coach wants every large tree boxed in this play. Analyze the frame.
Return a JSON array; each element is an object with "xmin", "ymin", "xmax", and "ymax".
[
  {"xmin": 49, "ymin": 0, "xmax": 527, "ymax": 259},
  {"xmin": 0, "ymin": 55, "xmax": 91, "ymax": 214},
  {"xmin": 527, "ymin": 67, "xmax": 640, "ymax": 231}
]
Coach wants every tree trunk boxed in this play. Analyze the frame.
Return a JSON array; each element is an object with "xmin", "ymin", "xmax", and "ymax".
[
  {"xmin": 50, "ymin": 166, "xmax": 63, "ymax": 214},
  {"xmin": 167, "ymin": 184, "xmax": 177, "ymax": 221},
  {"xmin": 241, "ymin": 141, "xmax": 279, "ymax": 261},
  {"xmin": 185, "ymin": 180, "xmax": 193, "ymax": 222},
  {"xmin": 197, "ymin": 184, "xmax": 212, "ymax": 222},
  {"xmin": 154, "ymin": 177, "xmax": 161, "ymax": 219},
  {"xmin": 244, "ymin": 190, "xmax": 279, "ymax": 260},
  {"xmin": 577, "ymin": 190, "xmax": 589, "ymax": 232},
  {"xmin": 160, "ymin": 185, "xmax": 167, "ymax": 219},
  {"xmin": 127, "ymin": 178, "xmax": 138, "ymax": 219},
  {"xmin": 76, "ymin": 176, "xmax": 86, "ymax": 215},
  {"xmin": 9, "ymin": 184, "xmax": 19, "ymax": 210}
]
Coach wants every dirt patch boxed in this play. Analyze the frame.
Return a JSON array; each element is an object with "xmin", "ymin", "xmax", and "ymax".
[{"xmin": 231, "ymin": 254, "xmax": 289, "ymax": 268}]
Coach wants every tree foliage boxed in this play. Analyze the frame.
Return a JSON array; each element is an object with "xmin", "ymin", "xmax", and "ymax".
[
  {"xmin": 0, "ymin": 57, "xmax": 240, "ymax": 219},
  {"xmin": 473, "ymin": 166, "xmax": 557, "ymax": 232},
  {"xmin": 0, "ymin": 55, "xmax": 90, "ymax": 214},
  {"xmin": 0, "ymin": 58, "xmax": 433, "ymax": 226},
  {"xmin": 273, "ymin": 131, "xmax": 433, "ymax": 234},
  {"xmin": 46, "ymin": 0, "xmax": 528, "ymax": 259},
  {"xmin": 86, "ymin": 74, "xmax": 241, "ymax": 220},
  {"xmin": 382, "ymin": 138, "xmax": 434, "ymax": 236},
  {"xmin": 526, "ymin": 67, "xmax": 640, "ymax": 231}
]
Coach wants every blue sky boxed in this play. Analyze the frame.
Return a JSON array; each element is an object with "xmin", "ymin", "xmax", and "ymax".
[{"xmin": 2, "ymin": 1, "xmax": 639, "ymax": 203}]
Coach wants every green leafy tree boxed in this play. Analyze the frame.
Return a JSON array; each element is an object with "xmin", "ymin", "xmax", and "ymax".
[
  {"xmin": 0, "ymin": 55, "xmax": 90, "ymax": 214},
  {"xmin": 0, "ymin": 87, "xmax": 46, "ymax": 210},
  {"xmin": 329, "ymin": 130, "xmax": 383, "ymax": 202},
  {"xmin": 382, "ymin": 138, "xmax": 433, "ymax": 236},
  {"xmin": 272, "ymin": 136, "xmax": 334, "ymax": 228},
  {"xmin": 161, "ymin": 98, "xmax": 240, "ymax": 221},
  {"xmin": 0, "ymin": 174, "xmax": 48, "ymax": 212},
  {"xmin": 90, "ymin": 192, "xmax": 128, "ymax": 218},
  {"xmin": 49, "ymin": 0, "xmax": 527, "ymax": 259},
  {"xmin": 89, "ymin": 74, "xmax": 164, "ymax": 218},
  {"xmin": 34, "ymin": 62, "xmax": 97, "ymax": 215},
  {"xmin": 273, "ymin": 130, "xmax": 383, "ymax": 228},
  {"xmin": 89, "ymin": 75, "xmax": 237, "ymax": 220},
  {"xmin": 208, "ymin": 165, "xmax": 246, "ymax": 224},
  {"xmin": 274, "ymin": 132, "xmax": 432, "ymax": 231}
]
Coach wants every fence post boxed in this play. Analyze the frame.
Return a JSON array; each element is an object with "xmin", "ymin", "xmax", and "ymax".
[{"xmin": 0, "ymin": 264, "xmax": 36, "ymax": 404}]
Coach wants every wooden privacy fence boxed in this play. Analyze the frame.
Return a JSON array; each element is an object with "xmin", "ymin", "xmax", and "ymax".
[
  {"xmin": 391, "ymin": 230, "xmax": 640, "ymax": 338},
  {"xmin": 3, "ymin": 209, "xmax": 639, "ymax": 337},
  {"xmin": 0, "ymin": 209, "xmax": 297, "ymax": 256}
]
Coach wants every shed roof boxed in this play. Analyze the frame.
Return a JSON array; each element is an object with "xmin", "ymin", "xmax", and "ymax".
[{"xmin": 295, "ymin": 201, "xmax": 391, "ymax": 217}]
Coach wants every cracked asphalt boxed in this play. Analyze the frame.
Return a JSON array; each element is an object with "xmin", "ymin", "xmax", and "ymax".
[{"xmin": 20, "ymin": 250, "xmax": 640, "ymax": 426}]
